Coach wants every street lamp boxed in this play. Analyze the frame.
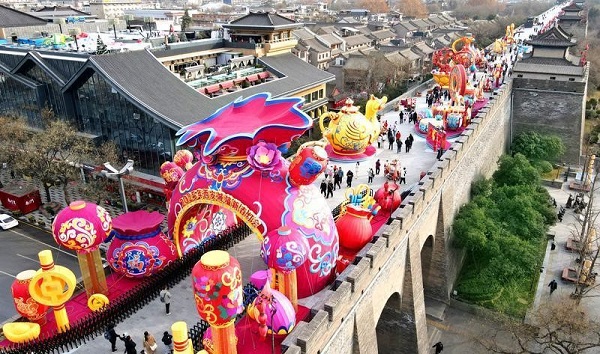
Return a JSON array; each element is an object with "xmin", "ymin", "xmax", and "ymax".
[
  {"xmin": 68, "ymin": 28, "xmax": 81, "ymax": 52},
  {"xmin": 102, "ymin": 159, "xmax": 134, "ymax": 213},
  {"xmin": 144, "ymin": 16, "xmax": 155, "ymax": 34},
  {"xmin": 54, "ymin": 18, "xmax": 65, "ymax": 34},
  {"xmin": 109, "ymin": 18, "xmax": 120, "ymax": 40}
]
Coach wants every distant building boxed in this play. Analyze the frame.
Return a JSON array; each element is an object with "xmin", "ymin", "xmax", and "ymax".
[{"xmin": 511, "ymin": 25, "xmax": 588, "ymax": 163}]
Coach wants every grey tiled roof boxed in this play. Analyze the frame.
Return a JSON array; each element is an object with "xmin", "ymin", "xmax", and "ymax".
[
  {"xmin": 319, "ymin": 33, "xmax": 342, "ymax": 45},
  {"xmin": 12, "ymin": 51, "xmax": 66, "ymax": 84},
  {"xmin": 526, "ymin": 26, "xmax": 575, "ymax": 47},
  {"xmin": 224, "ymin": 11, "xmax": 300, "ymax": 29},
  {"xmin": 562, "ymin": 3, "xmax": 583, "ymax": 11},
  {"xmin": 398, "ymin": 21, "xmax": 417, "ymax": 31},
  {"xmin": 514, "ymin": 57, "xmax": 584, "ymax": 76},
  {"xmin": 558, "ymin": 15, "xmax": 582, "ymax": 21},
  {"xmin": 293, "ymin": 28, "xmax": 316, "ymax": 41},
  {"xmin": 316, "ymin": 26, "xmax": 337, "ymax": 35},
  {"xmin": 409, "ymin": 19, "xmax": 431, "ymax": 30},
  {"xmin": 302, "ymin": 38, "xmax": 330, "ymax": 53},
  {"xmin": 0, "ymin": 4, "xmax": 48, "ymax": 27},
  {"xmin": 414, "ymin": 41, "xmax": 435, "ymax": 54},
  {"xmin": 355, "ymin": 26, "xmax": 371, "ymax": 36},
  {"xmin": 257, "ymin": 53, "xmax": 335, "ymax": 94},
  {"xmin": 344, "ymin": 34, "xmax": 372, "ymax": 47},
  {"xmin": 370, "ymin": 29, "xmax": 395, "ymax": 40},
  {"xmin": 427, "ymin": 15, "xmax": 446, "ymax": 25},
  {"xmin": 399, "ymin": 48, "xmax": 420, "ymax": 61}
]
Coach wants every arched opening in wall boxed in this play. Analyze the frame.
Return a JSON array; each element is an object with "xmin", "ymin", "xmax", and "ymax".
[
  {"xmin": 421, "ymin": 234, "xmax": 434, "ymax": 296},
  {"xmin": 376, "ymin": 292, "xmax": 403, "ymax": 353}
]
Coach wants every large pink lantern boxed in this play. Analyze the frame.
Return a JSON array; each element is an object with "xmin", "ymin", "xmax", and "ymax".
[
  {"xmin": 261, "ymin": 226, "xmax": 308, "ymax": 310},
  {"xmin": 52, "ymin": 200, "xmax": 111, "ymax": 296},
  {"xmin": 193, "ymin": 250, "xmax": 242, "ymax": 354},
  {"xmin": 169, "ymin": 93, "xmax": 339, "ymax": 299},
  {"xmin": 107, "ymin": 210, "xmax": 176, "ymax": 278}
]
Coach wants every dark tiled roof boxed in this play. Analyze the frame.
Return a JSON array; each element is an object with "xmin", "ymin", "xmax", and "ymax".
[
  {"xmin": 526, "ymin": 26, "xmax": 575, "ymax": 47},
  {"xmin": 257, "ymin": 53, "xmax": 334, "ymax": 94},
  {"xmin": 370, "ymin": 29, "xmax": 395, "ymax": 40},
  {"xmin": 513, "ymin": 60, "xmax": 584, "ymax": 76},
  {"xmin": 224, "ymin": 11, "xmax": 300, "ymax": 29},
  {"xmin": 562, "ymin": 3, "xmax": 583, "ymax": 11},
  {"xmin": 82, "ymin": 50, "xmax": 207, "ymax": 129},
  {"xmin": 12, "ymin": 51, "xmax": 66, "ymax": 85},
  {"xmin": 0, "ymin": 5, "xmax": 48, "ymax": 27},
  {"xmin": 152, "ymin": 40, "xmax": 225, "ymax": 59},
  {"xmin": 398, "ymin": 21, "xmax": 417, "ymax": 31},
  {"xmin": 558, "ymin": 14, "xmax": 582, "ymax": 21},
  {"xmin": 35, "ymin": 6, "xmax": 91, "ymax": 15}
]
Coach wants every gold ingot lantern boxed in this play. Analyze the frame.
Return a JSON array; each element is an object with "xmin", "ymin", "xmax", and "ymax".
[{"xmin": 319, "ymin": 96, "xmax": 385, "ymax": 156}]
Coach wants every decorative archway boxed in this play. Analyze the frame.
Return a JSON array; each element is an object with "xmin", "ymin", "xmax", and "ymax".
[{"xmin": 167, "ymin": 93, "xmax": 339, "ymax": 298}]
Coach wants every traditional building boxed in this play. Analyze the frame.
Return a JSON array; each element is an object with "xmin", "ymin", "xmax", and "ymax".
[
  {"xmin": 558, "ymin": 2, "xmax": 584, "ymax": 27},
  {"xmin": 511, "ymin": 25, "xmax": 588, "ymax": 163}
]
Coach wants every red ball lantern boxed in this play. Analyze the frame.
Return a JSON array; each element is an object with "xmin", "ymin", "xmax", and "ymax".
[
  {"xmin": 11, "ymin": 270, "xmax": 49, "ymax": 324},
  {"xmin": 160, "ymin": 161, "xmax": 185, "ymax": 190},
  {"xmin": 374, "ymin": 181, "xmax": 402, "ymax": 212},
  {"xmin": 192, "ymin": 250, "xmax": 242, "ymax": 354},
  {"xmin": 52, "ymin": 200, "xmax": 112, "ymax": 296},
  {"xmin": 288, "ymin": 145, "xmax": 328, "ymax": 186},
  {"xmin": 173, "ymin": 150, "xmax": 194, "ymax": 171},
  {"xmin": 336, "ymin": 205, "xmax": 374, "ymax": 251},
  {"xmin": 107, "ymin": 211, "xmax": 176, "ymax": 278}
]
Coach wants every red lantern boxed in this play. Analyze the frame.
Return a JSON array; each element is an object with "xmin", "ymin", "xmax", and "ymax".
[
  {"xmin": 160, "ymin": 162, "xmax": 184, "ymax": 190},
  {"xmin": 192, "ymin": 250, "xmax": 242, "ymax": 354},
  {"xmin": 336, "ymin": 205, "xmax": 374, "ymax": 251},
  {"xmin": 173, "ymin": 150, "xmax": 194, "ymax": 171},
  {"xmin": 288, "ymin": 145, "xmax": 328, "ymax": 186},
  {"xmin": 11, "ymin": 270, "xmax": 48, "ymax": 324},
  {"xmin": 374, "ymin": 181, "xmax": 402, "ymax": 212}
]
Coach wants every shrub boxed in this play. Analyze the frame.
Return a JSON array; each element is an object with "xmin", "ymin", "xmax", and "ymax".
[{"xmin": 534, "ymin": 160, "xmax": 553, "ymax": 174}]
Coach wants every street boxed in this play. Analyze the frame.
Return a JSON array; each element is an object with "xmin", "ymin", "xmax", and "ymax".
[{"xmin": 0, "ymin": 223, "xmax": 80, "ymax": 323}]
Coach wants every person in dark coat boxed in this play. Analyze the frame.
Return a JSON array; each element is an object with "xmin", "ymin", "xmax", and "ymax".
[
  {"xmin": 120, "ymin": 333, "xmax": 137, "ymax": 354},
  {"xmin": 106, "ymin": 323, "xmax": 119, "ymax": 352},
  {"xmin": 375, "ymin": 159, "xmax": 381, "ymax": 175},
  {"xmin": 161, "ymin": 331, "xmax": 173, "ymax": 352},
  {"xmin": 548, "ymin": 279, "xmax": 558, "ymax": 295},
  {"xmin": 326, "ymin": 179, "xmax": 334, "ymax": 199},
  {"xmin": 320, "ymin": 179, "xmax": 327, "ymax": 197},
  {"xmin": 346, "ymin": 170, "xmax": 354, "ymax": 187},
  {"xmin": 433, "ymin": 341, "xmax": 444, "ymax": 353}
]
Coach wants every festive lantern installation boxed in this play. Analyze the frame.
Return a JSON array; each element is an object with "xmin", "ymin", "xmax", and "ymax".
[
  {"xmin": 337, "ymin": 185, "xmax": 380, "ymax": 251},
  {"xmin": 160, "ymin": 161, "xmax": 185, "ymax": 205},
  {"xmin": 374, "ymin": 181, "xmax": 402, "ymax": 213},
  {"xmin": 29, "ymin": 250, "xmax": 76, "ymax": 333},
  {"xmin": 52, "ymin": 200, "xmax": 111, "ymax": 296},
  {"xmin": 173, "ymin": 149, "xmax": 194, "ymax": 171},
  {"xmin": 2, "ymin": 322, "xmax": 40, "ymax": 343},
  {"xmin": 260, "ymin": 226, "xmax": 309, "ymax": 310},
  {"xmin": 11, "ymin": 270, "xmax": 49, "ymax": 324},
  {"xmin": 108, "ymin": 211, "xmax": 177, "ymax": 278},
  {"xmin": 87, "ymin": 293, "xmax": 110, "ymax": 312},
  {"xmin": 288, "ymin": 143, "xmax": 328, "ymax": 187},
  {"xmin": 252, "ymin": 280, "xmax": 296, "ymax": 338},
  {"xmin": 172, "ymin": 321, "xmax": 195, "ymax": 354},
  {"xmin": 192, "ymin": 250, "xmax": 243, "ymax": 354}
]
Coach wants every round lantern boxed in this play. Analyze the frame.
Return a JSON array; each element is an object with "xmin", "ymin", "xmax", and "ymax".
[
  {"xmin": 288, "ymin": 145, "xmax": 328, "ymax": 186},
  {"xmin": 336, "ymin": 205, "xmax": 374, "ymax": 251},
  {"xmin": 11, "ymin": 270, "xmax": 48, "ymax": 324},
  {"xmin": 160, "ymin": 161, "xmax": 185, "ymax": 190},
  {"xmin": 52, "ymin": 200, "xmax": 111, "ymax": 253},
  {"xmin": 174, "ymin": 150, "xmax": 194, "ymax": 170},
  {"xmin": 52, "ymin": 200, "xmax": 111, "ymax": 296},
  {"xmin": 192, "ymin": 250, "xmax": 243, "ymax": 354},
  {"xmin": 108, "ymin": 210, "xmax": 176, "ymax": 278},
  {"xmin": 374, "ymin": 181, "xmax": 402, "ymax": 212},
  {"xmin": 260, "ymin": 226, "xmax": 309, "ymax": 310}
]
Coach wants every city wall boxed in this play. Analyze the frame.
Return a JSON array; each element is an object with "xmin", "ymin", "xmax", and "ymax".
[{"xmin": 282, "ymin": 82, "xmax": 513, "ymax": 354}]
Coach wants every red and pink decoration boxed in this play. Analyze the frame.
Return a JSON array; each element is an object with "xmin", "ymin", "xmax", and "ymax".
[
  {"xmin": 11, "ymin": 270, "xmax": 48, "ymax": 324},
  {"xmin": 52, "ymin": 200, "xmax": 112, "ymax": 296},
  {"xmin": 107, "ymin": 210, "xmax": 176, "ymax": 278},
  {"xmin": 170, "ymin": 93, "xmax": 339, "ymax": 299},
  {"xmin": 288, "ymin": 143, "xmax": 328, "ymax": 186},
  {"xmin": 173, "ymin": 150, "xmax": 194, "ymax": 171},
  {"xmin": 260, "ymin": 226, "xmax": 309, "ymax": 310},
  {"xmin": 374, "ymin": 181, "xmax": 402, "ymax": 212},
  {"xmin": 337, "ymin": 205, "xmax": 376, "ymax": 251},
  {"xmin": 252, "ymin": 280, "xmax": 296, "ymax": 339},
  {"xmin": 193, "ymin": 250, "xmax": 242, "ymax": 354}
]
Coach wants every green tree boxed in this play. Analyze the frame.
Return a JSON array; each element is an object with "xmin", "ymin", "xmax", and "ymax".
[
  {"xmin": 96, "ymin": 36, "xmax": 108, "ymax": 55},
  {"xmin": 181, "ymin": 9, "xmax": 192, "ymax": 32},
  {"xmin": 492, "ymin": 154, "xmax": 540, "ymax": 187},
  {"xmin": 0, "ymin": 116, "xmax": 29, "ymax": 174},
  {"xmin": 512, "ymin": 131, "xmax": 565, "ymax": 162}
]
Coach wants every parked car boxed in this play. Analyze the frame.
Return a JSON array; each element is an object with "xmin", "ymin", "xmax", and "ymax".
[{"xmin": 0, "ymin": 214, "xmax": 18, "ymax": 230}]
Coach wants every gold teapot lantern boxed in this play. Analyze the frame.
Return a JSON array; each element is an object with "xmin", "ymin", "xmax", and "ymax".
[{"xmin": 319, "ymin": 97, "xmax": 384, "ymax": 159}]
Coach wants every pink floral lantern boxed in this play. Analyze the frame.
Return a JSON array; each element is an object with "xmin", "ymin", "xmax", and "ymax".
[
  {"xmin": 260, "ymin": 226, "xmax": 309, "ymax": 310},
  {"xmin": 52, "ymin": 200, "xmax": 112, "ymax": 296},
  {"xmin": 173, "ymin": 150, "xmax": 194, "ymax": 171},
  {"xmin": 107, "ymin": 210, "xmax": 176, "ymax": 278}
]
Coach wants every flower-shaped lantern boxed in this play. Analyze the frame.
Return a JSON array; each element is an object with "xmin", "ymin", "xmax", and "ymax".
[
  {"xmin": 107, "ymin": 210, "xmax": 177, "ymax": 278},
  {"xmin": 247, "ymin": 141, "xmax": 283, "ymax": 172},
  {"xmin": 52, "ymin": 200, "xmax": 111, "ymax": 296},
  {"xmin": 192, "ymin": 250, "xmax": 242, "ymax": 354},
  {"xmin": 260, "ymin": 226, "xmax": 309, "ymax": 310}
]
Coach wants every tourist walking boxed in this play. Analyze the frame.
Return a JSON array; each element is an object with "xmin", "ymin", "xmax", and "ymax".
[
  {"xmin": 346, "ymin": 170, "xmax": 354, "ymax": 187},
  {"xmin": 335, "ymin": 169, "xmax": 344, "ymax": 190},
  {"xmin": 375, "ymin": 159, "xmax": 381, "ymax": 175},
  {"xmin": 143, "ymin": 331, "xmax": 158, "ymax": 354},
  {"xmin": 548, "ymin": 279, "xmax": 558, "ymax": 295},
  {"xmin": 396, "ymin": 137, "xmax": 403, "ymax": 153},
  {"xmin": 400, "ymin": 167, "xmax": 406, "ymax": 184},
  {"xmin": 320, "ymin": 179, "xmax": 327, "ymax": 196},
  {"xmin": 368, "ymin": 168, "xmax": 374, "ymax": 184},
  {"xmin": 160, "ymin": 286, "xmax": 171, "ymax": 315},
  {"xmin": 377, "ymin": 135, "xmax": 383, "ymax": 148},
  {"xmin": 105, "ymin": 323, "xmax": 119, "ymax": 352},
  {"xmin": 161, "ymin": 331, "xmax": 173, "ymax": 353},
  {"xmin": 326, "ymin": 178, "xmax": 334, "ymax": 199},
  {"xmin": 433, "ymin": 341, "xmax": 444, "ymax": 353}
]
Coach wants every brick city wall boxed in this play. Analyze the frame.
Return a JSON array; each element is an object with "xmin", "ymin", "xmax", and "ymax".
[
  {"xmin": 512, "ymin": 75, "xmax": 587, "ymax": 164},
  {"xmin": 282, "ymin": 83, "xmax": 513, "ymax": 354}
]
